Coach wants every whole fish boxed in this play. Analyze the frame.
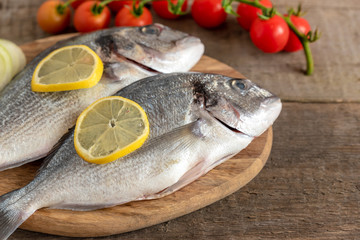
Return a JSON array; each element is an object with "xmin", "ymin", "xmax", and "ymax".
[
  {"xmin": 0, "ymin": 24, "xmax": 204, "ymax": 171},
  {"xmin": 0, "ymin": 73, "xmax": 281, "ymax": 239}
]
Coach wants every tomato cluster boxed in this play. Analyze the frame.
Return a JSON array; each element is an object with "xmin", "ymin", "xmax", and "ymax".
[
  {"xmin": 236, "ymin": 0, "xmax": 311, "ymax": 53},
  {"xmin": 37, "ymin": 0, "xmax": 154, "ymax": 34},
  {"xmin": 37, "ymin": 0, "xmax": 310, "ymax": 53},
  {"xmin": 36, "ymin": 0, "xmax": 227, "ymax": 34}
]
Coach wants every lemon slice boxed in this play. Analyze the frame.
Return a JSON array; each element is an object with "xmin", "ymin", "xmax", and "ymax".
[
  {"xmin": 32, "ymin": 45, "xmax": 103, "ymax": 92},
  {"xmin": 74, "ymin": 96, "xmax": 150, "ymax": 164}
]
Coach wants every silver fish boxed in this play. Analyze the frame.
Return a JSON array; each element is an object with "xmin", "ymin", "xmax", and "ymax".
[
  {"xmin": 0, "ymin": 73, "xmax": 281, "ymax": 239},
  {"xmin": 0, "ymin": 24, "xmax": 204, "ymax": 171}
]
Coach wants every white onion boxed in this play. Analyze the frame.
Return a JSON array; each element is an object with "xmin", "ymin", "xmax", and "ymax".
[{"xmin": 0, "ymin": 39, "xmax": 26, "ymax": 91}]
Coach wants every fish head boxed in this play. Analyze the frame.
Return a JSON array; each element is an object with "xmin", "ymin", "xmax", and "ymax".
[
  {"xmin": 96, "ymin": 24, "xmax": 204, "ymax": 73},
  {"xmin": 195, "ymin": 75, "xmax": 282, "ymax": 137}
]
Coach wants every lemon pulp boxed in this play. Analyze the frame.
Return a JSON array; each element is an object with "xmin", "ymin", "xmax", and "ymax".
[
  {"xmin": 32, "ymin": 45, "xmax": 103, "ymax": 92},
  {"xmin": 74, "ymin": 96, "xmax": 150, "ymax": 164}
]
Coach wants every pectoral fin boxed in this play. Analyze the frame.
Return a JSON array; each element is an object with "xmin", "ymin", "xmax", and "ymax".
[{"xmin": 145, "ymin": 159, "xmax": 207, "ymax": 200}]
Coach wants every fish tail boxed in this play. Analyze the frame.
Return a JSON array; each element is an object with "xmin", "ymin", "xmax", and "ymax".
[{"xmin": 0, "ymin": 189, "xmax": 34, "ymax": 240}]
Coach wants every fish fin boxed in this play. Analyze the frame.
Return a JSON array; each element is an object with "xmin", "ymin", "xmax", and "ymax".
[
  {"xmin": 0, "ymin": 190, "xmax": 34, "ymax": 240},
  {"xmin": 146, "ymin": 159, "xmax": 207, "ymax": 200},
  {"xmin": 145, "ymin": 120, "xmax": 213, "ymax": 200},
  {"xmin": 148, "ymin": 152, "xmax": 238, "ymax": 200},
  {"xmin": 36, "ymin": 127, "xmax": 75, "ymax": 175},
  {"xmin": 146, "ymin": 117, "xmax": 240, "ymax": 200},
  {"xmin": 137, "ymin": 120, "xmax": 197, "ymax": 151}
]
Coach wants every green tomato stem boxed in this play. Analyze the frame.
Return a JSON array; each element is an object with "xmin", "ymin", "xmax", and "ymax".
[
  {"xmin": 91, "ymin": 3, "xmax": 101, "ymax": 15},
  {"xmin": 167, "ymin": 0, "xmax": 187, "ymax": 15},
  {"xmin": 282, "ymin": 14, "xmax": 314, "ymax": 75},
  {"xmin": 131, "ymin": 0, "xmax": 152, "ymax": 17},
  {"xmin": 302, "ymin": 39, "xmax": 314, "ymax": 75},
  {"xmin": 132, "ymin": 0, "xmax": 143, "ymax": 17},
  {"xmin": 62, "ymin": 0, "xmax": 74, "ymax": 9},
  {"xmin": 56, "ymin": 4, "xmax": 65, "ymax": 15},
  {"xmin": 226, "ymin": 0, "xmax": 315, "ymax": 75},
  {"xmin": 100, "ymin": 0, "xmax": 115, "ymax": 7},
  {"xmin": 56, "ymin": 0, "xmax": 73, "ymax": 15}
]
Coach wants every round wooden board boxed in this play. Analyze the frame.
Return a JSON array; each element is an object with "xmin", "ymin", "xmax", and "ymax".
[{"xmin": 0, "ymin": 34, "xmax": 273, "ymax": 237}]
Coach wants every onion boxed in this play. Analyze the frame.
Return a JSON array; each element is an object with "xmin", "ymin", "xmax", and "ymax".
[{"xmin": 0, "ymin": 39, "xmax": 26, "ymax": 91}]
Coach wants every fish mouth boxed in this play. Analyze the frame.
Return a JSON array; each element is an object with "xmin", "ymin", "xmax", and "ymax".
[
  {"xmin": 176, "ymin": 36, "xmax": 203, "ymax": 48},
  {"xmin": 206, "ymin": 96, "xmax": 282, "ymax": 138},
  {"xmin": 113, "ymin": 52, "xmax": 160, "ymax": 74},
  {"xmin": 123, "ymin": 55, "xmax": 160, "ymax": 73},
  {"xmin": 213, "ymin": 117, "xmax": 245, "ymax": 135},
  {"xmin": 205, "ymin": 103, "xmax": 247, "ymax": 136},
  {"xmin": 112, "ymin": 37, "xmax": 203, "ymax": 73},
  {"xmin": 205, "ymin": 110, "xmax": 248, "ymax": 136},
  {"xmin": 137, "ymin": 36, "xmax": 204, "ymax": 73}
]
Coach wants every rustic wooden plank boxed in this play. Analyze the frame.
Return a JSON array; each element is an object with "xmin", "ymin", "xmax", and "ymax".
[
  {"xmin": 1, "ymin": 0, "xmax": 359, "ymax": 239},
  {"xmin": 0, "ymin": 0, "xmax": 52, "ymax": 44},
  {"xmin": 9, "ymin": 103, "xmax": 360, "ymax": 239}
]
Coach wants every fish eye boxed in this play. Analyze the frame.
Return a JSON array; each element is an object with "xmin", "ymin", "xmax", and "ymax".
[
  {"xmin": 230, "ymin": 79, "xmax": 247, "ymax": 91},
  {"xmin": 140, "ymin": 26, "xmax": 159, "ymax": 35}
]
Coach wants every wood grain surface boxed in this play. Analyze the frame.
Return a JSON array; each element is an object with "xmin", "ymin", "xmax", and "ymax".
[
  {"xmin": 0, "ymin": 35, "xmax": 273, "ymax": 237},
  {"xmin": 1, "ymin": 0, "xmax": 360, "ymax": 239}
]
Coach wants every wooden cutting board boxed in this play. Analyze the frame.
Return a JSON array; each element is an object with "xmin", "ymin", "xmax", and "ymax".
[{"xmin": 0, "ymin": 34, "xmax": 273, "ymax": 237}]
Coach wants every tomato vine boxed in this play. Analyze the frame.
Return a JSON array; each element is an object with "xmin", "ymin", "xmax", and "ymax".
[{"xmin": 222, "ymin": 0, "xmax": 320, "ymax": 75}]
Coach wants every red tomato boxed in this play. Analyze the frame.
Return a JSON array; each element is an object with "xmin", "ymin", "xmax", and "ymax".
[
  {"xmin": 236, "ymin": 0, "xmax": 272, "ymax": 31},
  {"xmin": 115, "ymin": 6, "xmax": 153, "ymax": 27},
  {"xmin": 71, "ymin": 0, "xmax": 91, "ymax": 9},
  {"xmin": 73, "ymin": 1, "xmax": 111, "ymax": 33},
  {"xmin": 153, "ymin": 0, "xmax": 188, "ymax": 19},
  {"xmin": 37, "ymin": 0, "xmax": 71, "ymax": 34},
  {"xmin": 250, "ymin": 15, "xmax": 290, "ymax": 53},
  {"xmin": 191, "ymin": 0, "xmax": 227, "ymax": 28},
  {"xmin": 283, "ymin": 15, "xmax": 311, "ymax": 52},
  {"xmin": 108, "ymin": 1, "xmax": 133, "ymax": 12}
]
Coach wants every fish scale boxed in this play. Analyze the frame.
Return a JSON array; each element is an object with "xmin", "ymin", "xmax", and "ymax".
[
  {"xmin": 0, "ymin": 72, "xmax": 281, "ymax": 240},
  {"xmin": 0, "ymin": 24, "xmax": 204, "ymax": 170}
]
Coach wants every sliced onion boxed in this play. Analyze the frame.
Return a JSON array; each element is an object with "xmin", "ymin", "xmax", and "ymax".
[
  {"xmin": 0, "ymin": 44, "xmax": 12, "ymax": 91},
  {"xmin": 0, "ymin": 39, "xmax": 26, "ymax": 91}
]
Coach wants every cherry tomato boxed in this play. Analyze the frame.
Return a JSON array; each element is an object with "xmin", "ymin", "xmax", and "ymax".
[
  {"xmin": 250, "ymin": 15, "xmax": 290, "ymax": 53},
  {"xmin": 153, "ymin": 0, "xmax": 188, "ymax": 20},
  {"xmin": 37, "ymin": 0, "xmax": 71, "ymax": 34},
  {"xmin": 236, "ymin": 0, "xmax": 272, "ymax": 31},
  {"xmin": 283, "ymin": 15, "xmax": 311, "ymax": 52},
  {"xmin": 115, "ymin": 6, "xmax": 153, "ymax": 27},
  {"xmin": 73, "ymin": 1, "xmax": 111, "ymax": 33},
  {"xmin": 191, "ymin": 0, "xmax": 227, "ymax": 28},
  {"xmin": 108, "ymin": 1, "xmax": 133, "ymax": 12},
  {"xmin": 71, "ymin": 0, "xmax": 91, "ymax": 9}
]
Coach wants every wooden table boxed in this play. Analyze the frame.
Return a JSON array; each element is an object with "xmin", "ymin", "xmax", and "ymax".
[{"xmin": 1, "ymin": 0, "xmax": 359, "ymax": 239}]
